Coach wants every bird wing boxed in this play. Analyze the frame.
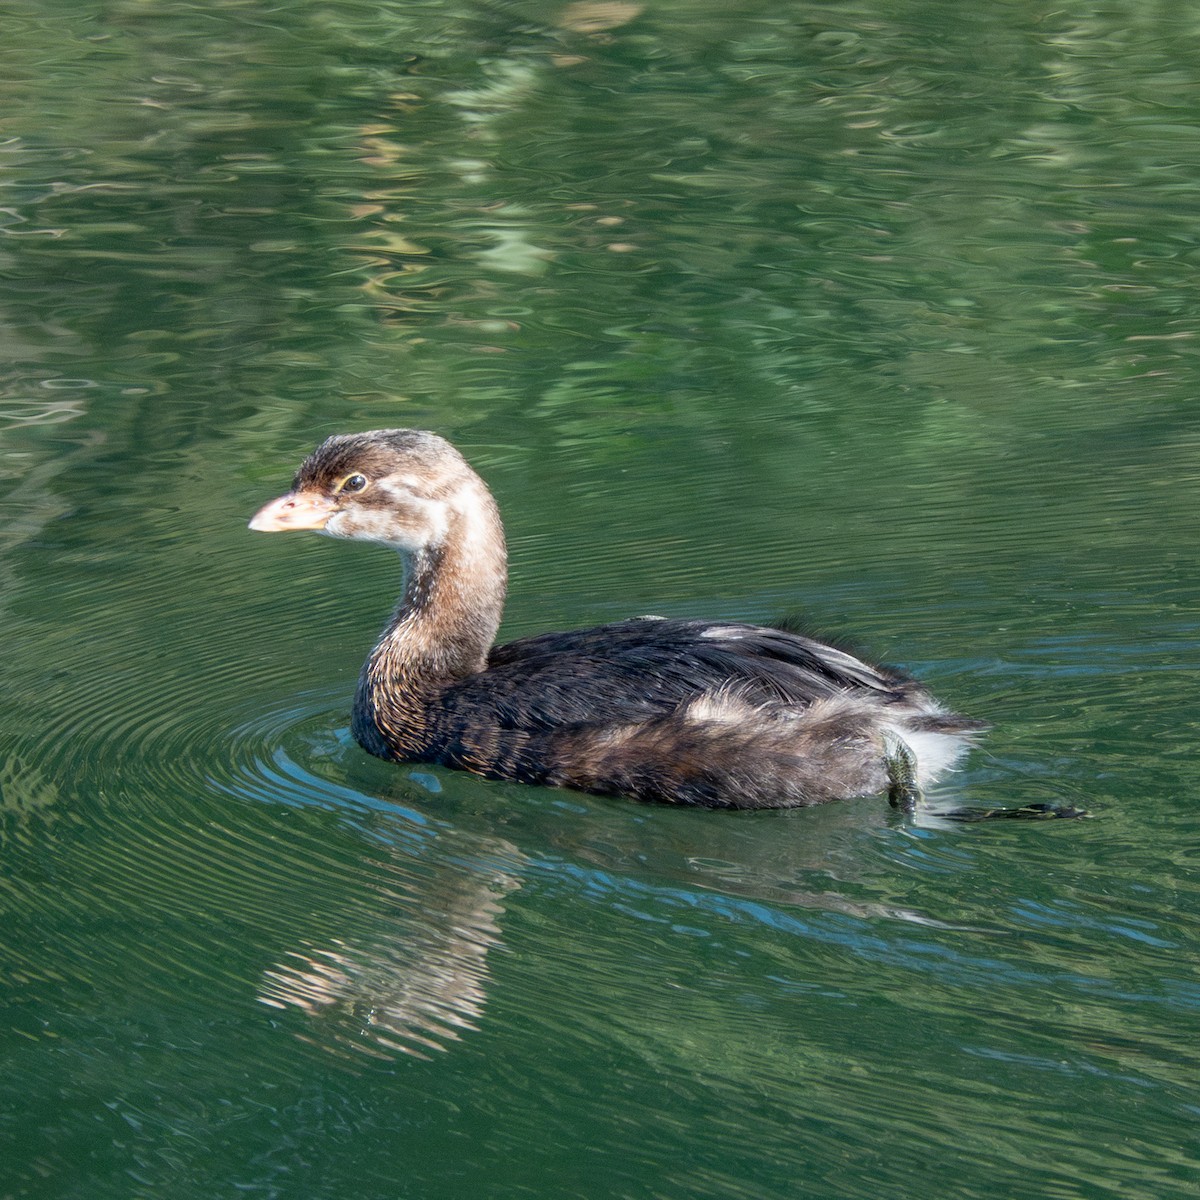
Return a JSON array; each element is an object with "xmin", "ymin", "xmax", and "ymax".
[{"xmin": 443, "ymin": 617, "xmax": 910, "ymax": 734}]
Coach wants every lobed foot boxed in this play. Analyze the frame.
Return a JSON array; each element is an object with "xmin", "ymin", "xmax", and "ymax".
[
  {"xmin": 883, "ymin": 732, "xmax": 922, "ymax": 814},
  {"xmin": 939, "ymin": 802, "xmax": 1090, "ymax": 822}
]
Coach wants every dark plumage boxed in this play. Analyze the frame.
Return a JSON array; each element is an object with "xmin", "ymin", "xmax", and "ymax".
[{"xmin": 250, "ymin": 430, "xmax": 985, "ymax": 810}]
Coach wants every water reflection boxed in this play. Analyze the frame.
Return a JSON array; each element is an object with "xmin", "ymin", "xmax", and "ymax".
[
  {"xmin": 259, "ymin": 848, "xmax": 519, "ymax": 1061},
  {"xmin": 231, "ymin": 714, "xmax": 1004, "ymax": 1063}
]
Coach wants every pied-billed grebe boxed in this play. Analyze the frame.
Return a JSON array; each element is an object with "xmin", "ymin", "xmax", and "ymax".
[{"xmin": 249, "ymin": 429, "xmax": 985, "ymax": 811}]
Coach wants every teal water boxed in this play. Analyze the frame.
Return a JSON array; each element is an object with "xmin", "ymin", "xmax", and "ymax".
[{"xmin": 3, "ymin": 1, "xmax": 1200, "ymax": 1197}]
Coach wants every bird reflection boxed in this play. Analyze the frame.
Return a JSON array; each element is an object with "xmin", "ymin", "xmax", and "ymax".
[
  {"xmin": 258, "ymin": 847, "xmax": 520, "ymax": 1061},
  {"xmin": 254, "ymin": 783, "xmax": 973, "ymax": 1063}
]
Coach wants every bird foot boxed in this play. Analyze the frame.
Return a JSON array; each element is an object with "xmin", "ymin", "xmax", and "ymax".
[
  {"xmin": 882, "ymin": 732, "xmax": 921, "ymax": 814},
  {"xmin": 938, "ymin": 802, "xmax": 1091, "ymax": 822}
]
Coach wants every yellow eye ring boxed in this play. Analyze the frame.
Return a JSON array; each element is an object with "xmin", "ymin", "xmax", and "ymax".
[{"xmin": 339, "ymin": 473, "xmax": 369, "ymax": 494}]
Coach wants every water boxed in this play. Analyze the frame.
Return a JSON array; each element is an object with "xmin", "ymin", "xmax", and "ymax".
[{"xmin": 3, "ymin": 1, "xmax": 1200, "ymax": 1196}]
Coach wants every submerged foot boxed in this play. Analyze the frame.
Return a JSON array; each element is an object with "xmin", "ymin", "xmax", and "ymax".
[{"xmin": 937, "ymin": 801, "xmax": 1091, "ymax": 822}]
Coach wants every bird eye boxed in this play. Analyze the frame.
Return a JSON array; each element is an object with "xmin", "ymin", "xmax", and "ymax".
[{"xmin": 340, "ymin": 473, "xmax": 368, "ymax": 494}]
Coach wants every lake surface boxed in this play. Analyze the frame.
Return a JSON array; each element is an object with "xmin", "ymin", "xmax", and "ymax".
[{"xmin": 3, "ymin": 1, "xmax": 1200, "ymax": 1196}]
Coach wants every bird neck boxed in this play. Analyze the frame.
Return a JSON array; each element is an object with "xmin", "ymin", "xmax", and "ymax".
[
  {"xmin": 353, "ymin": 502, "xmax": 507, "ymax": 756},
  {"xmin": 386, "ymin": 538, "xmax": 508, "ymax": 678}
]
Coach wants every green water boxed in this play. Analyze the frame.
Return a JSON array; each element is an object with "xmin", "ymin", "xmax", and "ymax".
[{"xmin": 3, "ymin": 1, "xmax": 1200, "ymax": 1196}]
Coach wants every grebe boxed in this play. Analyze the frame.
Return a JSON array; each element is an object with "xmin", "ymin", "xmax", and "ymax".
[{"xmin": 249, "ymin": 429, "xmax": 985, "ymax": 811}]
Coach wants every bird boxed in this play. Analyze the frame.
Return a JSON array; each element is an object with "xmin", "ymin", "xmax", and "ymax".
[{"xmin": 249, "ymin": 429, "xmax": 985, "ymax": 811}]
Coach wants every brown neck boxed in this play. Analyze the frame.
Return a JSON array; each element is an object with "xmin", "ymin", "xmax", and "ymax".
[{"xmin": 352, "ymin": 503, "xmax": 507, "ymax": 759}]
